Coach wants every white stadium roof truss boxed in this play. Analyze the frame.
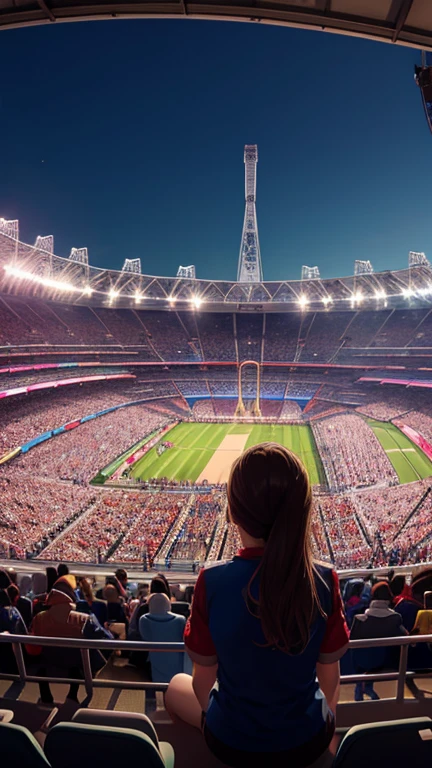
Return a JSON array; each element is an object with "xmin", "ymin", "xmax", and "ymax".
[{"xmin": 2, "ymin": 229, "xmax": 432, "ymax": 311}]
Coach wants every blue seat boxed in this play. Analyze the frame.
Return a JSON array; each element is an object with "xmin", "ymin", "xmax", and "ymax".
[
  {"xmin": 334, "ymin": 717, "xmax": 432, "ymax": 768},
  {"xmin": 0, "ymin": 721, "xmax": 51, "ymax": 767},
  {"xmin": 45, "ymin": 722, "xmax": 174, "ymax": 768}
]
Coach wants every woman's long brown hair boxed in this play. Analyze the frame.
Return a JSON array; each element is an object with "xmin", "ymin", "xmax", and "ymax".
[{"xmin": 227, "ymin": 442, "xmax": 324, "ymax": 654}]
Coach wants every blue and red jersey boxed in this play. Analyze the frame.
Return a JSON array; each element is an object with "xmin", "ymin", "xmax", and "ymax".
[{"xmin": 184, "ymin": 548, "xmax": 349, "ymax": 753}]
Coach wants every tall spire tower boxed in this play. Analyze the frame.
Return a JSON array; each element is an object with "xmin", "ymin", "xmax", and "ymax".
[{"xmin": 237, "ymin": 145, "xmax": 263, "ymax": 282}]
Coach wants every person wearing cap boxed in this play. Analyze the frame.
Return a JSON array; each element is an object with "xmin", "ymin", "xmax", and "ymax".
[
  {"xmin": 29, "ymin": 575, "xmax": 113, "ymax": 705},
  {"xmin": 139, "ymin": 593, "xmax": 191, "ymax": 683},
  {"xmin": 394, "ymin": 569, "xmax": 432, "ymax": 669},
  {"xmin": 350, "ymin": 582, "xmax": 407, "ymax": 701}
]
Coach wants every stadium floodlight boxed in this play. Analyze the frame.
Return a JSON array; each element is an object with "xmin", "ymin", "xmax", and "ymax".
[
  {"xmin": 191, "ymin": 296, "xmax": 202, "ymax": 309},
  {"xmin": 401, "ymin": 287, "xmax": 415, "ymax": 298},
  {"xmin": 321, "ymin": 295, "xmax": 333, "ymax": 306},
  {"xmin": 177, "ymin": 265, "xmax": 196, "ymax": 279},
  {"xmin": 374, "ymin": 289, "xmax": 386, "ymax": 300},
  {"xmin": 0, "ymin": 218, "xmax": 19, "ymax": 240},
  {"xmin": 350, "ymin": 290, "xmax": 364, "ymax": 305},
  {"xmin": 134, "ymin": 291, "xmax": 142, "ymax": 303},
  {"xmin": 4, "ymin": 264, "xmax": 78, "ymax": 293},
  {"xmin": 82, "ymin": 285, "xmax": 93, "ymax": 296},
  {"xmin": 409, "ymin": 251, "xmax": 429, "ymax": 268},
  {"xmin": 302, "ymin": 265, "xmax": 320, "ymax": 280},
  {"xmin": 297, "ymin": 294, "xmax": 309, "ymax": 309},
  {"xmin": 168, "ymin": 296, "xmax": 177, "ymax": 305},
  {"xmin": 108, "ymin": 288, "xmax": 119, "ymax": 300}
]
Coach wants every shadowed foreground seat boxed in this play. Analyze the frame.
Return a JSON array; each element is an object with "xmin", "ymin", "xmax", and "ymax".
[
  {"xmin": 334, "ymin": 717, "xmax": 432, "ymax": 768},
  {"xmin": 72, "ymin": 708, "xmax": 160, "ymax": 749},
  {"xmin": 0, "ymin": 721, "xmax": 51, "ymax": 768},
  {"xmin": 45, "ymin": 722, "xmax": 175, "ymax": 768}
]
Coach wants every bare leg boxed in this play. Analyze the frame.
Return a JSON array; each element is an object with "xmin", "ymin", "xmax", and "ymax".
[{"xmin": 165, "ymin": 673, "xmax": 202, "ymax": 729}]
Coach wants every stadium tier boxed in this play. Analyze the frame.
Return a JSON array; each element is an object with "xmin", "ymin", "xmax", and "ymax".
[{"xmin": 1, "ymin": 224, "xmax": 432, "ymax": 572}]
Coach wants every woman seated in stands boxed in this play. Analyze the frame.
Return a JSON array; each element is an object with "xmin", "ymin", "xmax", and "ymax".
[{"xmin": 166, "ymin": 442, "xmax": 349, "ymax": 768}]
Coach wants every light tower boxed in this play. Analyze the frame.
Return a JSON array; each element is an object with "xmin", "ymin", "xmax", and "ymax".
[
  {"xmin": 177, "ymin": 265, "xmax": 196, "ymax": 279},
  {"xmin": 409, "ymin": 251, "xmax": 429, "ymax": 267},
  {"xmin": 237, "ymin": 145, "xmax": 263, "ymax": 283},
  {"xmin": 301, "ymin": 265, "xmax": 320, "ymax": 280},
  {"xmin": 34, "ymin": 235, "xmax": 54, "ymax": 253},
  {"xmin": 354, "ymin": 259, "xmax": 373, "ymax": 275},
  {"xmin": 122, "ymin": 258, "xmax": 141, "ymax": 274},
  {"xmin": 69, "ymin": 247, "xmax": 89, "ymax": 266},
  {"xmin": 0, "ymin": 219, "xmax": 19, "ymax": 240}
]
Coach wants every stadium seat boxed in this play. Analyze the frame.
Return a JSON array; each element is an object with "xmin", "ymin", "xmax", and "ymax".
[
  {"xmin": 44, "ymin": 722, "xmax": 175, "ymax": 768},
  {"xmin": 0, "ymin": 721, "xmax": 51, "ymax": 767},
  {"xmin": 72, "ymin": 708, "xmax": 160, "ymax": 749},
  {"xmin": 334, "ymin": 717, "xmax": 432, "ymax": 767}
]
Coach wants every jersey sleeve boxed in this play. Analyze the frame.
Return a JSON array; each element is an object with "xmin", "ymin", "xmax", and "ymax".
[
  {"xmin": 184, "ymin": 569, "xmax": 217, "ymax": 666},
  {"xmin": 318, "ymin": 570, "xmax": 349, "ymax": 663}
]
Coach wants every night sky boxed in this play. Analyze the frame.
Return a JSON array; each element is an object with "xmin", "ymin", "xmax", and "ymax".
[{"xmin": 0, "ymin": 19, "xmax": 429, "ymax": 281}]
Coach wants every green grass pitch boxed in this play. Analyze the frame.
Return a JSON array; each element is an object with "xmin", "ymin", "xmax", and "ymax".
[
  {"xmin": 367, "ymin": 419, "xmax": 432, "ymax": 484},
  {"xmin": 129, "ymin": 422, "xmax": 326, "ymax": 485}
]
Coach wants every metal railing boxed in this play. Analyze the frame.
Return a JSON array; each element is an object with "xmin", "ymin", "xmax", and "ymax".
[{"xmin": 0, "ymin": 633, "xmax": 431, "ymax": 704}]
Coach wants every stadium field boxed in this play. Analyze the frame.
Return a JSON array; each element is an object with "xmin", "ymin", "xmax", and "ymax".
[
  {"xmin": 367, "ymin": 419, "xmax": 432, "ymax": 484},
  {"xmin": 129, "ymin": 422, "xmax": 326, "ymax": 485}
]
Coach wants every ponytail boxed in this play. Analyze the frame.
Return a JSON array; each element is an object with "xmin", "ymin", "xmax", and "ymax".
[{"xmin": 227, "ymin": 442, "xmax": 324, "ymax": 653}]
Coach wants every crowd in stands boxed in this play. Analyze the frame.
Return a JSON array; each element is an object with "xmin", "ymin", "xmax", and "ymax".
[
  {"xmin": 0, "ymin": 382, "xmax": 151, "ymax": 455},
  {"xmin": 192, "ymin": 400, "xmax": 215, "ymax": 419},
  {"xmin": 236, "ymin": 314, "xmax": 263, "ymax": 362},
  {"xmin": 197, "ymin": 313, "xmax": 236, "ymax": 361},
  {"xmin": 169, "ymin": 492, "xmax": 224, "ymax": 562},
  {"xmin": 299, "ymin": 311, "xmax": 353, "ymax": 363},
  {"xmin": 112, "ymin": 493, "xmax": 188, "ymax": 565},
  {"xmin": 38, "ymin": 491, "xmax": 176, "ymax": 563},
  {"xmin": 279, "ymin": 400, "xmax": 303, "ymax": 419},
  {"xmin": 140, "ymin": 311, "xmax": 201, "ymax": 362},
  {"xmin": 3, "ymin": 405, "xmax": 170, "ymax": 484},
  {"xmin": 0, "ymin": 470, "xmax": 96, "ymax": 558},
  {"xmin": 317, "ymin": 495, "xmax": 371, "ymax": 569},
  {"xmin": 397, "ymin": 409, "xmax": 432, "ymax": 444},
  {"xmin": 312, "ymin": 414, "xmax": 398, "ymax": 490},
  {"xmin": 262, "ymin": 313, "xmax": 301, "ymax": 362},
  {"xmin": 373, "ymin": 309, "xmax": 428, "ymax": 348}
]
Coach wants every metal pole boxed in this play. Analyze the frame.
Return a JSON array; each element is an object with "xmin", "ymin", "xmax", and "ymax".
[
  {"xmin": 80, "ymin": 649, "xmax": 93, "ymax": 699},
  {"xmin": 12, "ymin": 641, "xmax": 27, "ymax": 684},
  {"xmin": 396, "ymin": 644, "xmax": 408, "ymax": 701}
]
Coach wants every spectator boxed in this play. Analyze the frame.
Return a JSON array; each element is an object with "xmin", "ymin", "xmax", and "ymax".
[
  {"xmin": 166, "ymin": 443, "xmax": 349, "ymax": 767},
  {"xmin": 411, "ymin": 592, "xmax": 432, "ymax": 637},
  {"xmin": 103, "ymin": 583, "xmax": 127, "ymax": 639},
  {"xmin": 139, "ymin": 593, "xmax": 191, "ymax": 683},
  {"xmin": 0, "ymin": 585, "xmax": 27, "ymax": 675},
  {"xmin": 350, "ymin": 582, "xmax": 407, "ymax": 701},
  {"xmin": 6, "ymin": 582, "xmax": 32, "ymax": 629},
  {"xmin": 115, "ymin": 568, "xmax": 128, "ymax": 597},
  {"xmin": 394, "ymin": 569, "xmax": 432, "ymax": 632},
  {"xmin": 57, "ymin": 563, "xmax": 69, "ymax": 578},
  {"xmin": 76, "ymin": 578, "xmax": 108, "ymax": 627},
  {"xmin": 30, "ymin": 574, "xmax": 112, "ymax": 705}
]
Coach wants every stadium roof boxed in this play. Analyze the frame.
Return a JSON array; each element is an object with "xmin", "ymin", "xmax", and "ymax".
[
  {"xmin": 1, "ymin": 0, "xmax": 432, "ymax": 51},
  {"xmin": 2, "ymin": 230, "xmax": 432, "ymax": 311}
]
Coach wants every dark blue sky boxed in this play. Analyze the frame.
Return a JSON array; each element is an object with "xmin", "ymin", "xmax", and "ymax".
[{"xmin": 0, "ymin": 20, "xmax": 428, "ymax": 281}]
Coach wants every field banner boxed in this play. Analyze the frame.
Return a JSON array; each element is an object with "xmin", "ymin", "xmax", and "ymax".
[
  {"xmin": 395, "ymin": 422, "xmax": 432, "ymax": 462},
  {"xmin": 21, "ymin": 431, "xmax": 53, "ymax": 453}
]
